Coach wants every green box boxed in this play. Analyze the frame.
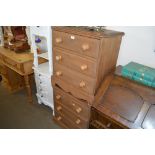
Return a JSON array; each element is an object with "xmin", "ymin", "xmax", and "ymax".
[{"xmin": 122, "ymin": 62, "xmax": 155, "ymax": 88}]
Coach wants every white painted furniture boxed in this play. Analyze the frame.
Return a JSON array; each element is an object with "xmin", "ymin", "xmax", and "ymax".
[{"xmin": 30, "ymin": 26, "xmax": 54, "ymax": 112}]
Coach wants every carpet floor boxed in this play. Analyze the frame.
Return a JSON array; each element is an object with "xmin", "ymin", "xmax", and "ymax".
[{"xmin": 0, "ymin": 83, "xmax": 61, "ymax": 129}]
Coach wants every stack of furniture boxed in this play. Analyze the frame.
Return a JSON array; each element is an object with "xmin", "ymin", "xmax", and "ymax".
[
  {"xmin": 90, "ymin": 66, "xmax": 155, "ymax": 129},
  {"xmin": 30, "ymin": 26, "xmax": 54, "ymax": 110},
  {"xmin": 52, "ymin": 27, "xmax": 124, "ymax": 128},
  {"xmin": 3, "ymin": 26, "xmax": 30, "ymax": 52}
]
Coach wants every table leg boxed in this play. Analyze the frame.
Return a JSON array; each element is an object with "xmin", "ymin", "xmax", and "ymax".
[{"xmin": 24, "ymin": 75, "xmax": 33, "ymax": 103}]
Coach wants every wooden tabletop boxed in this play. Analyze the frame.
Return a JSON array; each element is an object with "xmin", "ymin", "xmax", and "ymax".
[{"xmin": 0, "ymin": 47, "xmax": 33, "ymax": 63}]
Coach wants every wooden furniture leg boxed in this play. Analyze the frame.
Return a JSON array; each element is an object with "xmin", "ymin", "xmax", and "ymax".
[{"xmin": 24, "ymin": 75, "xmax": 33, "ymax": 103}]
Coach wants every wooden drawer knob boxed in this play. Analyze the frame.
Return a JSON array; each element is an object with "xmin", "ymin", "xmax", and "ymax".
[
  {"xmin": 70, "ymin": 35, "xmax": 75, "ymax": 40},
  {"xmin": 79, "ymin": 81, "xmax": 86, "ymax": 88},
  {"xmin": 57, "ymin": 116, "xmax": 62, "ymax": 121},
  {"xmin": 56, "ymin": 55, "xmax": 62, "ymax": 61},
  {"xmin": 55, "ymin": 38, "xmax": 62, "ymax": 43},
  {"xmin": 56, "ymin": 95, "xmax": 61, "ymax": 100},
  {"xmin": 82, "ymin": 44, "xmax": 89, "ymax": 51},
  {"xmin": 81, "ymin": 64, "xmax": 88, "ymax": 71},
  {"xmin": 106, "ymin": 123, "xmax": 112, "ymax": 128},
  {"xmin": 72, "ymin": 103, "xmax": 75, "ymax": 106},
  {"xmin": 57, "ymin": 106, "xmax": 62, "ymax": 111},
  {"xmin": 76, "ymin": 107, "xmax": 82, "ymax": 113},
  {"xmin": 56, "ymin": 71, "xmax": 62, "ymax": 76},
  {"xmin": 76, "ymin": 119, "xmax": 81, "ymax": 125}
]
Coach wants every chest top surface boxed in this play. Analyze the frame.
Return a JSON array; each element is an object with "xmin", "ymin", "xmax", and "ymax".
[{"xmin": 53, "ymin": 26, "xmax": 124, "ymax": 39}]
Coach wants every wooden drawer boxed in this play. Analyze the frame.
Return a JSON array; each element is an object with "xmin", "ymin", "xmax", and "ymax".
[
  {"xmin": 55, "ymin": 102, "xmax": 89, "ymax": 129},
  {"xmin": 54, "ymin": 111, "xmax": 79, "ymax": 129},
  {"xmin": 90, "ymin": 107, "xmax": 123, "ymax": 129},
  {"xmin": 53, "ymin": 30, "xmax": 100, "ymax": 59},
  {"xmin": 53, "ymin": 48, "xmax": 97, "ymax": 78},
  {"xmin": 3, "ymin": 55, "xmax": 22, "ymax": 71},
  {"xmin": 54, "ymin": 63, "xmax": 96, "ymax": 95},
  {"xmin": 54, "ymin": 86, "xmax": 90, "ymax": 120}
]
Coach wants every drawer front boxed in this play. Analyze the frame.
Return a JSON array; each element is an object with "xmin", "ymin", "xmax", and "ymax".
[
  {"xmin": 54, "ymin": 63, "xmax": 96, "ymax": 95},
  {"xmin": 3, "ymin": 56, "xmax": 22, "ymax": 71},
  {"xmin": 54, "ymin": 86, "xmax": 90, "ymax": 120},
  {"xmin": 53, "ymin": 48, "xmax": 97, "ymax": 78},
  {"xmin": 54, "ymin": 111, "xmax": 79, "ymax": 129},
  {"xmin": 90, "ymin": 108, "xmax": 123, "ymax": 129},
  {"xmin": 55, "ymin": 102, "xmax": 89, "ymax": 129},
  {"xmin": 53, "ymin": 31, "xmax": 100, "ymax": 59}
]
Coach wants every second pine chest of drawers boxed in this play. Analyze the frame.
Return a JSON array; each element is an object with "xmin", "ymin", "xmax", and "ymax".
[{"xmin": 52, "ymin": 27, "xmax": 124, "ymax": 128}]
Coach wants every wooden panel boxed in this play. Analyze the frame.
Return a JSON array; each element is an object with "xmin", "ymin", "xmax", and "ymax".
[
  {"xmin": 53, "ymin": 30, "xmax": 100, "ymax": 58},
  {"xmin": 54, "ymin": 86, "xmax": 91, "ymax": 120},
  {"xmin": 142, "ymin": 105, "xmax": 155, "ymax": 129},
  {"xmin": 102, "ymin": 85, "xmax": 144, "ymax": 122},
  {"xmin": 23, "ymin": 61, "xmax": 33, "ymax": 74},
  {"xmin": 53, "ymin": 63, "xmax": 96, "ymax": 95},
  {"xmin": 0, "ymin": 65, "xmax": 25, "ymax": 92},
  {"xmin": 95, "ymin": 36, "xmax": 123, "ymax": 92},
  {"xmin": 53, "ymin": 47, "xmax": 97, "ymax": 78}
]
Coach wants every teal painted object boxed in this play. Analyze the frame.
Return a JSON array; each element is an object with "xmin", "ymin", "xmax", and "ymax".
[
  {"xmin": 132, "ymin": 76, "xmax": 153, "ymax": 87},
  {"xmin": 152, "ymin": 81, "xmax": 155, "ymax": 88},
  {"xmin": 122, "ymin": 62, "xmax": 155, "ymax": 88}
]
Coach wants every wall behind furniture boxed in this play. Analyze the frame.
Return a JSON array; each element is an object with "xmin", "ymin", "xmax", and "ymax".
[{"xmin": 107, "ymin": 26, "xmax": 155, "ymax": 68}]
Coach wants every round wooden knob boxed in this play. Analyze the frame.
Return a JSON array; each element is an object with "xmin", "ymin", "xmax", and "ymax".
[
  {"xmin": 82, "ymin": 44, "xmax": 89, "ymax": 51},
  {"xmin": 56, "ymin": 95, "xmax": 61, "ymax": 100},
  {"xmin": 57, "ymin": 106, "xmax": 62, "ymax": 111},
  {"xmin": 57, "ymin": 116, "xmax": 62, "ymax": 121},
  {"xmin": 56, "ymin": 71, "xmax": 62, "ymax": 76},
  {"xmin": 72, "ymin": 103, "xmax": 75, "ymax": 106},
  {"xmin": 56, "ymin": 55, "xmax": 62, "ymax": 61},
  {"xmin": 76, "ymin": 119, "xmax": 81, "ymax": 124},
  {"xmin": 81, "ymin": 64, "xmax": 88, "ymax": 71},
  {"xmin": 76, "ymin": 107, "xmax": 82, "ymax": 113},
  {"xmin": 106, "ymin": 123, "xmax": 111, "ymax": 128},
  {"xmin": 55, "ymin": 38, "xmax": 62, "ymax": 43},
  {"xmin": 79, "ymin": 81, "xmax": 86, "ymax": 88}
]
